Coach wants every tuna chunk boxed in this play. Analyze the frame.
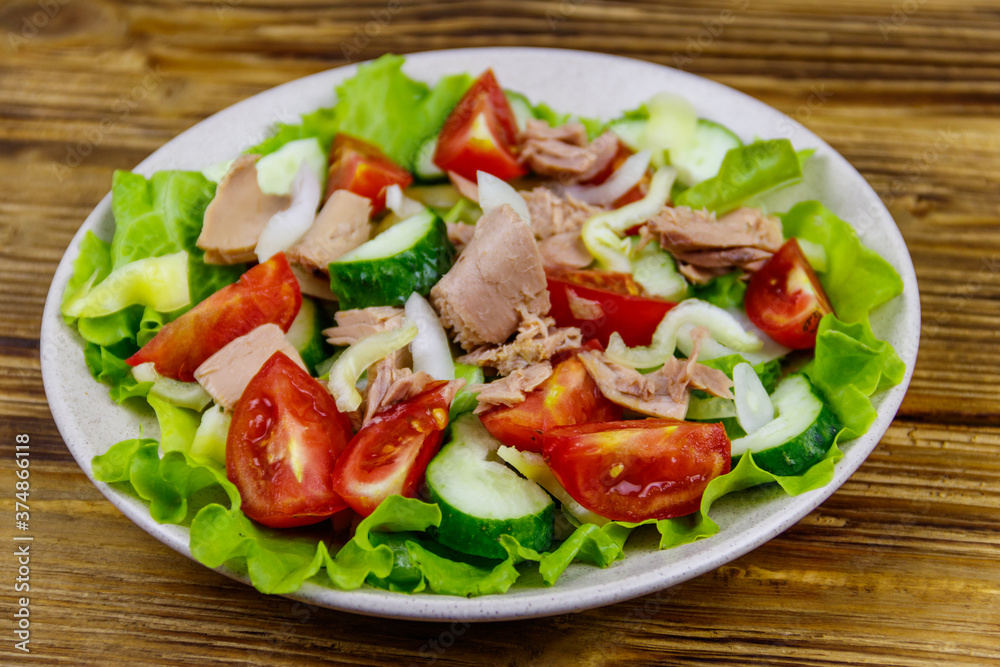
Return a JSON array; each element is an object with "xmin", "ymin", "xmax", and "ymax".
[
  {"xmin": 473, "ymin": 361, "xmax": 553, "ymax": 413},
  {"xmin": 285, "ymin": 189, "xmax": 372, "ymax": 273},
  {"xmin": 519, "ymin": 120, "xmax": 618, "ymax": 183},
  {"xmin": 521, "ymin": 187, "xmax": 604, "ymax": 239},
  {"xmin": 323, "ymin": 306, "xmax": 405, "ymax": 346},
  {"xmin": 431, "ymin": 205, "xmax": 550, "ymax": 350},
  {"xmin": 538, "ymin": 232, "xmax": 593, "ymax": 269},
  {"xmin": 198, "ymin": 155, "xmax": 290, "ymax": 265},
  {"xmin": 458, "ymin": 313, "xmax": 581, "ymax": 375},
  {"xmin": 193, "ymin": 324, "xmax": 306, "ymax": 409},
  {"xmin": 647, "ymin": 206, "xmax": 784, "ymax": 284}
]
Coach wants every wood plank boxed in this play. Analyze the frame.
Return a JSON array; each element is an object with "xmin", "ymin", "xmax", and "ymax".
[
  {"xmin": 3, "ymin": 419, "xmax": 998, "ymax": 665},
  {"xmin": 3, "ymin": 0, "xmax": 1000, "ymax": 663}
]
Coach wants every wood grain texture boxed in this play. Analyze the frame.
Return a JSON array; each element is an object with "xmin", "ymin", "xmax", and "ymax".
[{"xmin": 2, "ymin": 0, "xmax": 999, "ymax": 664}]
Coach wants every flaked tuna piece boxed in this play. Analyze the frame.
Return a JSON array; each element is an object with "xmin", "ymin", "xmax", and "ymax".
[
  {"xmin": 363, "ymin": 357, "xmax": 432, "ymax": 426},
  {"xmin": 364, "ymin": 369, "xmax": 465, "ymax": 427},
  {"xmin": 198, "ymin": 155, "xmax": 291, "ymax": 264},
  {"xmin": 445, "ymin": 221, "xmax": 476, "ymax": 253},
  {"xmin": 473, "ymin": 361, "xmax": 553, "ymax": 414},
  {"xmin": 677, "ymin": 263, "xmax": 730, "ymax": 285},
  {"xmin": 538, "ymin": 232, "xmax": 593, "ymax": 269},
  {"xmin": 522, "ymin": 187, "xmax": 604, "ymax": 239},
  {"xmin": 577, "ymin": 333, "xmax": 733, "ymax": 418},
  {"xmin": 671, "ymin": 246, "xmax": 774, "ymax": 268},
  {"xmin": 285, "ymin": 189, "xmax": 372, "ymax": 273},
  {"xmin": 458, "ymin": 312, "xmax": 582, "ymax": 376},
  {"xmin": 577, "ymin": 350, "xmax": 689, "ymax": 419},
  {"xmin": 431, "ymin": 205, "xmax": 550, "ymax": 350},
  {"xmin": 566, "ymin": 290, "xmax": 603, "ymax": 320},
  {"xmin": 193, "ymin": 324, "xmax": 306, "ymax": 409},
  {"xmin": 519, "ymin": 120, "xmax": 618, "ymax": 182},
  {"xmin": 647, "ymin": 205, "xmax": 784, "ymax": 284},
  {"xmin": 323, "ymin": 306, "xmax": 405, "ymax": 346},
  {"xmin": 448, "ymin": 170, "xmax": 479, "ymax": 202},
  {"xmin": 650, "ymin": 206, "xmax": 782, "ymax": 252}
]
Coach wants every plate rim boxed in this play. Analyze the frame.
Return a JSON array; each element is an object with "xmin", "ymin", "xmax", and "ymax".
[{"xmin": 40, "ymin": 46, "xmax": 921, "ymax": 622}]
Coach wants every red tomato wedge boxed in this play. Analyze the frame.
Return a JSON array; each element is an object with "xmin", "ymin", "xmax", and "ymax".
[
  {"xmin": 433, "ymin": 69, "xmax": 527, "ymax": 182},
  {"xmin": 325, "ymin": 133, "xmax": 412, "ymax": 214},
  {"xmin": 479, "ymin": 343, "xmax": 622, "ymax": 454},
  {"xmin": 127, "ymin": 253, "xmax": 301, "ymax": 381},
  {"xmin": 543, "ymin": 420, "xmax": 731, "ymax": 522},
  {"xmin": 745, "ymin": 238, "xmax": 835, "ymax": 349},
  {"xmin": 227, "ymin": 352, "xmax": 354, "ymax": 528},
  {"xmin": 332, "ymin": 381, "xmax": 456, "ymax": 517},
  {"xmin": 546, "ymin": 268, "xmax": 676, "ymax": 347}
]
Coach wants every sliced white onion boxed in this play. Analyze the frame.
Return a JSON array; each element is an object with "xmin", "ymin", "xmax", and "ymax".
[
  {"xmin": 734, "ymin": 362, "xmax": 774, "ymax": 435},
  {"xmin": 582, "ymin": 166, "xmax": 675, "ymax": 272},
  {"xmin": 328, "ymin": 319, "xmax": 418, "ymax": 413},
  {"xmin": 680, "ymin": 307, "xmax": 791, "ymax": 365},
  {"xmin": 385, "ymin": 184, "xmax": 426, "ymax": 219},
  {"xmin": 564, "ymin": 150, "xmax": 650, "ymax": 206},
  {"xmin": 477, "ymin": 170, "xmax": 531, "ymax": 224},
  {"xmin": 255, "ymin": 163, "xmax": 322, "ymax": 262},
  {"xmin": 405, "ymin": 292, "xmax": 455, "ymax": 381},
  {"xmin": 606, "ymin": 298, "xmax": 762, "ymax": 368}
]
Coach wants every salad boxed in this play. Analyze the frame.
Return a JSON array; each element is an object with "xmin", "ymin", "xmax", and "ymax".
[{"xmin": 61, "ymin": 54, "xmax": 907, "ymax": 598}]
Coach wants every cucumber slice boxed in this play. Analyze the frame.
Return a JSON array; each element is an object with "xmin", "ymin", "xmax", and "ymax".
[
  {"xmin": 608, "ymin": 118, "xmax": 647, "ymax": 151},
  {"xmin": 328, "ymin": 210, "xmax": 455, "ymax": 310},
  {"xmin": 285, "ymin": 296, "xmax": 330, "ymax": 375},
  {"xmin": 730, "ymin": 374, "xmax": 841, "ymax": 476},
  {"xmin": 629, "ymin": 236, "xmax": 690, "ymax": 301},
  {"xmin": 426, "ymin": 415, "xmax": 555, "ymax": 559},
  {"xmin": 505, "ymin": 90, "xmax": 535, "ymax": 132},
  {"xmin": 255, "ymin": 137, "xmax": 327, "ymax": 195},
  {"xmin": 413, "ymin": 134, "xmax": 445, "ymax": 182},
  {"xmin": 670, "ymin": 119, "xmax": 743, "ymax": 186}
]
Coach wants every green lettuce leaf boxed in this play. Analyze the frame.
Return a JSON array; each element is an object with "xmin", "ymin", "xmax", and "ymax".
[
  {"xmin": 92, "ymin": 439, "xmax": 233, "ymax": 524},
  {"xmin": 650, "ymin": 442, "xmax": 843, "ymax": 549},
  {"xmin": 146, "ymin": 395, "xmax": 202, "ymax": 454},
  {"xmin": 779, "ymin": 201, "xmax": 904, "ymax": 323},
  {"xmin": 62, "ymin": 231, "xmax": 113, "ymax": 325},
  {"xmin": 66, "ymin": 171, "xmax": 244, "ymax": 401},
  {"xmin": 691, "ymin": 270, "xmax": 747, "ymax": 309},
  {"xmin": 805, "ymin": 314, "xmax": 906, "ymax": 439},
  {"xmin": 675, "ymin": 139, "xmax": 805, "ymax": 214},
  {"xmin": 531, "ymin": 102, "xmax": 606, "ymax": 139},
  {"xmin": 249, "ymin": 54, "xmax": 472, "ymax": 171},
  {"xmin": 82, "ymin": 342, "xmax": 151, "ymax": 403},
  {"xmin": 110, "ymin": 170, "xmax": 245, "ymax": 306}
]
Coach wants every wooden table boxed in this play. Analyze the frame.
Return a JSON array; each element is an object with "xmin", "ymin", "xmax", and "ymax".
[{"xmin": 2, "ymin": 0, "xmax": 999, "ymax": 664}]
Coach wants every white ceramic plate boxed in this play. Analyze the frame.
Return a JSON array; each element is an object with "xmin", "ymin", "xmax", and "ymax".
[{"xmin": 40, "ymin": 47, "xmax": 920, "ymax": 622}]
